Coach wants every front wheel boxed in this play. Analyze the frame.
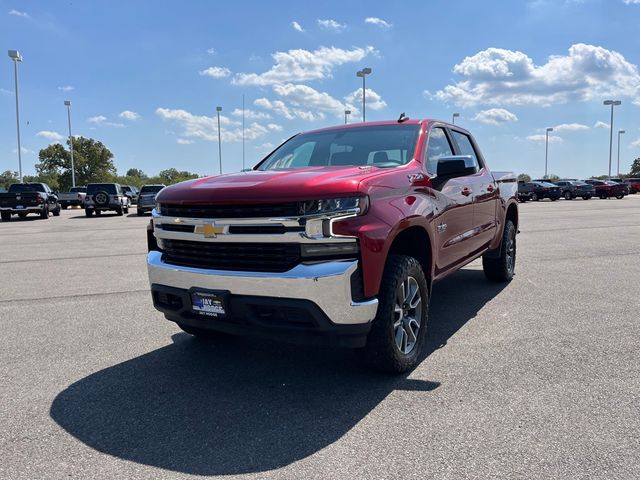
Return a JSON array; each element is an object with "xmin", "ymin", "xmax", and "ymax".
[
  {"xmin": 1, "ymin": 212, "xmax": 10, "ymax": 222},
  {"xmin": 582, "ymin": 196, "xmax": 591, "ymax": 200},
  {"xmin": 531, "ymin": 193, "xmax": 539, "ymax": 201},
  {"xmin": 616, "ymin": 194, "xmax": 624, "ymax": 199},
  {"xmin": 564, "ymin": 191, "xmax": 572, "ymax": 200},
  {"xmin": 361, "ymin": 255, "xmax": 429, "ymax": 373},
  {"xmin": 52, "ymin": 204, "xmax": 61, "ymax": 216},
  {"xmin": 482, "ymin": 220, "xmax": 516, "ymax": 282},
  {"xmin": 85, "ymin": 209, "xmax": 93, "ymax": 217},
  {"xmin": 40, "ymin": 206, "xmax": 49, "ymax": 219}
]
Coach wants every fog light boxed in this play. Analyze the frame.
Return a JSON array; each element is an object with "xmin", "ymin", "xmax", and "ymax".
[{"xmin": 301, "ymin": 242, "xmax": 359, "ymax": 258}]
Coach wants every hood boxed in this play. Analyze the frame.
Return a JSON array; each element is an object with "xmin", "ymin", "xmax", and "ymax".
[{"xmin": 157, "ymin": 166, "xmax": 380, "ymax": 204}]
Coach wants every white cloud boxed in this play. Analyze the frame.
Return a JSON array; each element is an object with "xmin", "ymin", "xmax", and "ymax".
[
  {"xmin": 87, "ymin": 115, "xmax": 124, "ymax": 127},
  {"xmin": 345, "ymin": 88, "xmax": 387, "ymax": 111},
  {"xmin": 256, "ymin": 142, "xmax": 275, "ymax": 150},
  {"xmin": 13, "ymin": 146, "xmax": 35, "ymax": 155},
  {"xmin": 267, "ymin": 123, "xmax": 283, "ymax": 131},
  {"xmin": 8, "ymin": 9, "xmax": 29, "ymax": 17},
  {"xmin": 552, "ymin": 123, "xmax": 589, "ymax": 132},
  {"xmin": 176, "ymin": 138, "xmax": 195, "ymax": 145},
  {"xmin": 291, "ymin": 21, "xmax": 304, "ymax": 32},
  {"xmin": 364, "ymin": 17, "xmax": 392, "ymax": 28},
  {"xmin": 594, "ymin": 121, "xmax": 609, "ymax": 129},
  {"xmin": 254, "ymin": 98, "xmax": 294, "ymax": 120},
  {"xmin": 623, "ymin": 0, "xmax": 640, "ymax": 4},
  {"xmin": 629, "ymin": 138, "xmax": 640, "ymax": 149},
  {"xmin": 526, "ymin": 134, "xmax": 563, "ymax": 143},
  {"xmin": 206, "ymin": 48, "xmax": 216, "ymax": 55},
  {"xmin": 156, "ymin": 107, "xmax": 268, "ymax": 142},
  {"xmin": 317, "ymin": 19, "xmax": 346, "ymax": 31},
  {"xmin": 233, "ymin": 46, "xmax": 374, "ymax": 86},
  {"xmin": 58, "ymin": 85, "xmax": 74, "ymax": 92},
  {"xmin": 36, "ymin": 130, "xmax": 64, "ymax": 142},
  {"xmin": 0, "ymin": 88, "xmax": 12, "ymax": 95},
  {"xmin": 88, "ymin": 115, "xmax": 107, "ymax": 124},
  {"xmin": 199, "ymin": 66, "xmax": 231, "ymax": 78},
  {"xmin": 435, "ymin": 44, "xmax": 640, "ymax": 107},
  {"xmin": 472, "ymin": 108, "xmax": 518, "ymax": 125},
  {"xmin": 274, "ymin": 83, "xmax": 346, "ymax": 117},
  {"xmin": 230, "ymin": 108, "xmax": 271, "ymax": 120},
  {"xmin": 119, "ymin": 110, "xmax": 140, "ymax": 120}
]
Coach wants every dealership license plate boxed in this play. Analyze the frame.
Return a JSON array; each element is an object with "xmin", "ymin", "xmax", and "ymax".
[
  {"xmin": 16, "ymin": 205, "xmax": 24, "ymax": 209},
  {"xmin": 190, "ymin": 291, "xmax": 226, "ymax": 318}
]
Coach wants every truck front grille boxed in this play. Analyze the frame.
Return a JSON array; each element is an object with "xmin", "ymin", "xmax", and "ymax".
[
  {"xmin": 161, "ymin": 239, "xmax": 301, "ymax": 272},
  {"xmin": 159, "ymin": 203, "xmax": 302, "ymax": 219}
]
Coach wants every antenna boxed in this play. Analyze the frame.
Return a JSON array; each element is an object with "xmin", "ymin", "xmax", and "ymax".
[{"xmin": 397, "ymin": 112, "xmax": 409, "ymax": 123}]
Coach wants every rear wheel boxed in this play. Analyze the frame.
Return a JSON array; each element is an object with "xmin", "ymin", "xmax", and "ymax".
[
  {"xmin": 95, "ymin": 210, "xmax": 102, "ymax": 216},
  {"xmin": 531, "ymin": 193, "xmax": 539, "ymax": 201},
  {"xmin": 52, "ymin": 204, "xmax": 61, "ymax": 216},
  {"xmin": 85, "ymin": 209, "xmax": 93, "ymax": 217},
  {"xmin": 1, "ymin": 212, "xmax": 10, "ymax": 222},
  {"xmin": 483, "ymin": 220, "xmax": 516, "ymax": 282},
  {"xmin": 361, "ymin": 255, "xmax": 429, "ymax": 373},
  {"xmin": 550, "ymin": 197, "xmax": 558, "ymax": 201},
  {"xmin": 564, "ymin": 191, "xmax": 572, "ymax": 200},
  {"xmin": 116, "ymin": 207, "xmax": 123, "ymax": 216},
  {"xmin": 616, "ymin": 194, "xmax": 624, "ymax": 199},
  {"xmin": 582, "ymin": 196, "xmax": 590, "ymax": 200},
  {"xmin": 40, "ymin": 206, "xmax": 49, "ymax": 219}
]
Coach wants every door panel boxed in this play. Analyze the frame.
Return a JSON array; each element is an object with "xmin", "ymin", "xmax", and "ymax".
[{"xmin": 469, "ymin": 168, "xmax": 498, "ymax": 251}]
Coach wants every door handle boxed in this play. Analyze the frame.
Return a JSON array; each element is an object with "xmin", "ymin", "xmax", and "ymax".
[
  {"xmin": 487, "ymin": 184, "xmax": 495, "ymax": 193},
  {"xmin": 461, "ymin": 187, "xmax": 472, "ymax": 196}
]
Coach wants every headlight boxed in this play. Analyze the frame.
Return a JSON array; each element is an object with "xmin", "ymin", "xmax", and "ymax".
[
  {"xmin": 155, "ymin": 202, "xmax": 161, "ymax": 213},
  {"xmin": 302, "ymin": 196, "xmax": 368, "ymax": 217}
]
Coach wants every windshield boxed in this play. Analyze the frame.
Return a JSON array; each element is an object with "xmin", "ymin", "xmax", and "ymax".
[
  {"xmin": 9, "ymin": 183, "xmax": 44, "ymax": 193},
  {"xmin": 257, "ymin": 124, "xmax": 421, "ymax": 171},
  {"xmin": 540, "ymin": 182, "xmax": 557, "ymax": 187},
  {"xmin": 140, "ymin": 185, "xmax": 165, "ymax": 194},
  {"xmin": 87, "ymin": 184, "xmax": 117, "ymax": 195}
]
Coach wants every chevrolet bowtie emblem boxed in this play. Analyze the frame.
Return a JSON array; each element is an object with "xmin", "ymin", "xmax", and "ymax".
[{"xmin": 194, "ymin": 223, "xmax": 225, "ymax": 238}]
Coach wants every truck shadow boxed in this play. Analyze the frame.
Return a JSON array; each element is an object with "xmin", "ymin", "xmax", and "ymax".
[{"xmin": 49, "ymin": 267, "xmax": 506, "ymax": 475}]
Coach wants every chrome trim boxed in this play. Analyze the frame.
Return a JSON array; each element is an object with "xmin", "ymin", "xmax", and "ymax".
[{"xmin": 147, "ymin": 251, "xmax": 378, "ymax": 325}]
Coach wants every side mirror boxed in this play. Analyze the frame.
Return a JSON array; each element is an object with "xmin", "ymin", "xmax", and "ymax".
[{"xmin": 436, "ymin": 155, "xmax": 478, "ymax": 178}]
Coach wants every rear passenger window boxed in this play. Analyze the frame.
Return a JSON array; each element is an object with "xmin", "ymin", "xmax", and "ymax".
[
  {"xmin": 451, "ymin": 131, "xmax": 480, "ymax": 169},
  {"xmin": 426, "ymin": 127, "xmax": 454, "ymax": 174}
]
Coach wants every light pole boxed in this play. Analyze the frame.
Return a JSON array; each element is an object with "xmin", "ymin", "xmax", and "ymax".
[
  {"xmin": 452, "ymin": 113, "xmax": 460, "ymax": 125},
  {"xmin": 544, "ymin": 127, "xmax": 553, "ymax": 178},
  {"xmin": 216, "ymin": 106, "xmax": 222, "ymax": 174},
  {"xmin": 617, "ymin": 129, "xmax": 625, "ymax": 177},
  {"xmin": 356, "ymin": 67, "xmax": 371, "ymax": 122},
  {"xmin": 8, "ymin": 50, "xmax": 23, "ymax": 183},
  {"xmin": 603, "ymin": 100, "xmax": 621, "ymax": 178},
  {"xmin": 64, "ymin": 101, "xmax": 76, "ymax": 187},
  {"xmin": 344, "ymin": 109, "xmax": 351, "ymax": 124},
  {"xmin": 242, "ymin": 95, "xmax": 245, "ymax": 170}
]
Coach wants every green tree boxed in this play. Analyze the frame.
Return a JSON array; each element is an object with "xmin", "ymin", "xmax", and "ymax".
[
  {"xmin": 155, "ymin": 168, "xmax": 199, "ymax": 184},
  {"xmin": 0, "ymin": 170, "xmax": 19, "ymax": 189},
  {"xmin": 36, "ymin": 137, "xmax": 117, "ymax": 190},
  {"xmin": 629, "ymin": 158, "xmax": 640, "ymax": 177},
  {"xmin": 547, "ymin": 174, "xmax": 560, "ymax": 182},
  {"xmin": 126, "ymin": 168, "xmax": 147, "ymax": 179},
  {"xmin": 517, "ymin": 173, "xmax": 531, "ymax": 183}
]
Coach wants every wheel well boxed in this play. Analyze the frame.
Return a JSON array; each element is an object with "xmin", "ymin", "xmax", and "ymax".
[
  {"xmin": 387, "ymin": 226, "xmax": 432, "ymax": 285},
  {"xmin": 506, "ymin": 202, "xmax": 518, "ymax": 230}
]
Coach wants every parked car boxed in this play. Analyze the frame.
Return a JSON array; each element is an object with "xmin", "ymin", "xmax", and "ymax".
[
  {"xmin": 147, "ymin": 119, "xmax": 519, "ymax": 373},
  {"xmin": 518, "ymin": 181, "xmax": 561, "ymax": 201},
  {"xmin": 84, "ymin": 183, "xmax": 131, "ymax": 216},
  {"xmin": 582, "ymin": 179, "xmax": 627, "ymax": 199},
  {"xmin": 121, "ymin": 185, "xmax": 140, "ymax": 204},
  {"xmin": 623, "ymin": 178, "xmax": 640, "ymax": 194},
  {"xmin": 137, "ymin": 184, "xmax": 165, "ymax": 215},
  {"xmin": 0, "ymin": 182, "xmax": 60, "ymax": 221},
  {"xmin": 58, "ymin": 186, "xmax": 87, "ymax": 209},
  {"xmin": 553, "ymin": 180, "xmax": 595, "ymax": 200}
]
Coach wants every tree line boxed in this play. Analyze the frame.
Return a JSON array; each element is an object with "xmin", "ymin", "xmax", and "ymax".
[{"xmin": 0, "ymin": 136, "xmax": 200, "ymax": 190}]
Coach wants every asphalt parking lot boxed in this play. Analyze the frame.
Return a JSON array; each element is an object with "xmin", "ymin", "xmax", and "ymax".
[{"xmin": 1, "ymin": 197, "xmax": 639, "ymax": 480}]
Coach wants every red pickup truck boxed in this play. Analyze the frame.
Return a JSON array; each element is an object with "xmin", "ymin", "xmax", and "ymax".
[{"xmin": 147, "ymin": 120, "xmax": 518, "ymax": 372}]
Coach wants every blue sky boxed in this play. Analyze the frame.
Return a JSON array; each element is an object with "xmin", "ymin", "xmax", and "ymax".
[{"xmin": 2, "ymin": 0, "xmax": 640, "ymax": 179}]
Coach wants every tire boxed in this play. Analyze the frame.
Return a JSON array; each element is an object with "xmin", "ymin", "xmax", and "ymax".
[
  {"xmin": 93, "ymin": 191, "xmax": 109, "ymax": 207},
  {"xmin": 1, "ymin": 212, "xmax": 11, "ymax": 222},
  {"xmin": 40, "ymin": 206, "xmax": 49, "ymax": 219},
  {"xmin": 95, "ymin": 210, "xmax": 102, "ymax": 216},
  {"xmin": 124, "ymin": 206, "xmax": 129, "ymax": 214},
  {"xmin": 550, "ymin": 197, "xmax": 558, "ymax": 201},
  {"xmin": 582, "ymin": 196, "xmax": 590, "ymax": 200},
  {"xmin": 116, "ymin": 207, "xmax": 123, "ymax": 216},
  {"xmin": 85, "ymin": 209, "xmax": 93, "ymax": 217},
  {"xmin": 564, "ymin": 191, "xmax": 572, "ymax": 200},
  {"xmin": 482, "ymin": 220, "xmax": 516, "ymax": 283},
  {"xmin": 18, "ymin": 212, "xmax": 28, "ymax": 219},
  {"xmin": 52, "ymin": 204, "xmax": 61, "ymax": 216},
  {"xmin": 177, "ymin": 323, "xmax": 226, "ymax": 339},
  {"xmin": 61, "ymin": 205, "xmax": 68, "ymax": 210},
  {"xmin": 600, "ymin": 194, "xmax": 607, "ymax": 200},
  {"xmin": 137, "ymin": 209, "xmax": 145, "ymax": 216},
  {"xmin": 531, "ymin": 193, "xmax": 539, "ymax": 201},
  {"xmin": 616, "ymin": 194, "xmax": 624, "ymax": 199},
  {"xmin": 360, "ymin": 255, "xmax": 429, "ymax": 374}
]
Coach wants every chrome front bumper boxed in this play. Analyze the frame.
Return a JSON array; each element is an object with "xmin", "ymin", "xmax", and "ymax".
[{"xmin": 147, "ymin": 251, "xmax": 378, "ymax": 325}]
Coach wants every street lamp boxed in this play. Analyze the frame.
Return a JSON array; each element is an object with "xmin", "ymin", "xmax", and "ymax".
[
  {"xmin": 603, "ymin": 100, "xmax": 621, "ymax": 178},
  {"xmin": 617, "ymin": 129, "xmax": 625, "ymax": 177},
  {"xmin": 8, "ymin": 50, "xmax": 23, "ymax": 183},
  {"xmin": 216, "ymin": 106, "xmax": 222, "ymax": 175},
  {"xmin": 452, "ymin": 113, "xmax": 460, "ymax": 125},
  {"xmin": 545, "ymin": 127, "xmax": 554, "ymax": 178},
  {"xmin": 344, "ymin": 109, "xmax": 351, "ymax": 124},
  {"xmin": 64, "ymin": 101, "xmax": 76, "ymax": 187},
  {"xmin": 356, "ymin": 67, "xmax": 372, "ymax": 122}
]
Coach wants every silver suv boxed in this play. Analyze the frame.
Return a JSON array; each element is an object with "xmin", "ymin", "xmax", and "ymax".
[
  {"xmin": 84, "ymin": 183, "xmax": 131, "ymax": 217},
  {"xmin": 137, "ymin": 184, "xmax": 165, "ymax": 216}
]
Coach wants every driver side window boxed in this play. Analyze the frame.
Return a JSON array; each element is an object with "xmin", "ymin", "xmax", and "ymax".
[{"xmin": 425, "ymin": 127, "xmax": 454, "ymax": 174}]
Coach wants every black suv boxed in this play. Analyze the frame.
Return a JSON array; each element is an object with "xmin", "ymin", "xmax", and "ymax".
[
  {"xmin": 553, "ymin": 180, "xmax": 595, "ymax": 200},
  {"xmin": 84, "ymin": 183, "xmax": 131, "ymax": 216},
  {"xmin": 518, "ymin": 181, "xmax": 561, "ymax": 202}
]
